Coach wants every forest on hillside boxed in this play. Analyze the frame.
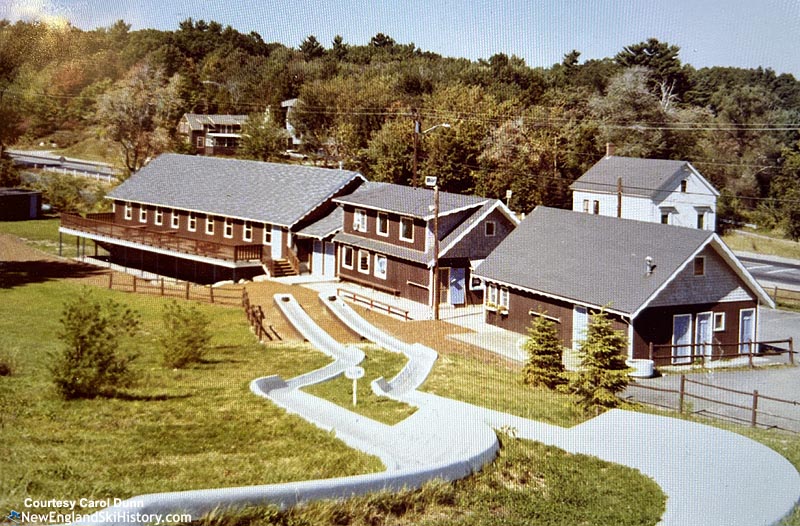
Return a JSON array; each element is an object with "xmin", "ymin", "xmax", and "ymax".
[{"xmin": 0, "ymin": 18, "xmax": 799, "ymax": 237}]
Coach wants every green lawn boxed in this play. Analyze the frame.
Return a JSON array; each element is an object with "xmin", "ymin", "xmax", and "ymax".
[
  {"xmin": 723, "ymin": 230, "xmax": 800, "ymax": 260},
  {"xmin": 0, "ymin": 280, "xmax": 383, "ymax": 515},
  {"xmin": 302, "ymin": 345, "xmax": 417, "ymax": 425},
  {"xmin": 0, "ymin": 217, "xmax": 80, "ymax": 257}
]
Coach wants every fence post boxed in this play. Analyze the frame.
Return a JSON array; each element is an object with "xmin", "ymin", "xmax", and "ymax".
[
  {"xmin": 160, "ymin": 278, "xmax": 165, "ymax": 297},
  {"xmin": 748, "ymin": 341, "xmax": 754, "ymax": 368},
  {"xmin": 185, "ymin": 281, "xmax": 190, "ymax": 300},
  {"xmin": 648, "ymin": 342, "xmax": 654, "ymax": 361},
  {"xmin": 751, "ymin": 390, "xmax": 759, "ymax": 428},
  {"xmin": 209, "ymin": 286, "xmax": 214, "ymax": 304},
  {"xmin": 789, "ymin": 337, "xmax": 795, "ymax": 366},
  {"xmin": 108, "ymin": 272, "xmax": 113, "ymax": 290},
  {"xmin": 679, "ymin": 375, "xmax": 686, "ymax": 413},
  {"xmin": 132, "ymin": 276, "xmax": 137, "ymax": 293}
]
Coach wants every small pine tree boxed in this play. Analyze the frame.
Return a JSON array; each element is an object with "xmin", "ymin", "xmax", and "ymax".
[
  {"xmin": 569, "ymin": 309, "xmax": 630, "ymax": 414},
  {"xmin": 52, "ymin": 288, "xmax": 140, "ymax": 399},
  {"xmin": 522, "ymin": 314, "xmax": 565, "ymax": 389},
  {"xmin": 160, "ymin": 301, "xmax": 212, "ymax": 368}
]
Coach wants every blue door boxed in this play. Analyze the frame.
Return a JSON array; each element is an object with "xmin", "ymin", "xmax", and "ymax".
[{"xmin": 450, "ymin": 267, "xmax": 466, "ymax": 305}]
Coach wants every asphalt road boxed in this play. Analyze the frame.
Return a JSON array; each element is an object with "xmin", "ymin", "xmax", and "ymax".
[{"xmin": 740, "ymin": 255, "xmax": 800, "ymax": 289}]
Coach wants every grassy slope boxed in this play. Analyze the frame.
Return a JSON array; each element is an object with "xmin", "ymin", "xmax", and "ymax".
[
  {"xmin": 0, "ymin": 217, "xmax": 80, "ymax": 257},
  {"xmin": 0, "ymin": 281, "xmax": 383, "ymax": 515},
  {"xmin": 723, "ymin": 230, "xmax": 800, "ymax": 260}
]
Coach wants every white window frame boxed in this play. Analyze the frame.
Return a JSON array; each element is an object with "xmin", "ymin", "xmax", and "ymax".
[
  {"xmin": 353, "ymin": 208, "xmax": 368, "ymax": 233},
  {"xmin": 124, "ymin": 202, "xmax": 132, "ymax": 220},
  {"xmin": 196, "ymin": 135, "xmax": 204, "ymax": 148},
  {"xmin": 224, "ymin": 218, "xmax": 233, "ymax": 239},
  {"xmin": 713, "ymin": 312, "xmax": 726, "ymax": 332},
  {"xmin": 205, "ymin": 216, "xmax": 215, "ymax": 235},
  {"xmin": 243, "ymin": 221, "xmax": 252, "ymax": 242},
  {"xmin": 485, "ymin": 221, "xmax": 496, "ymax": 237},
  {"xmin": 694, "ymin": 256, "xmax": 705, "ymax": 276},
  {"xmin": 154, "ymin": 207, "xmax": 163, "ymax": 226},
  {"xmin": 399, "ymin": 216, "xmax": 414, "ymax": 242},
  {"xmin": 374, "ymin": 254, "xmax": 387, "ymax": 280},
  {"xmin": 188, "ymin": 212, "xmax": 197, "ymax": 232},
  {"xmin": 357, "ymin": 249, "xmax": 370, "ymax": 274},
  {"xmin": 139, "ymin": 206, "xmax": 147, "ymax": 223},
  {"xmin": 697, "ymin": 211, "xmax": 705, "ymax": 230},
  {"xmin": 263, "ymin": 223, "xmax": 272, "ymax": 245},
  {"xmin": 486, "ymin": 283, "xmax": 498, "ymax": 305},
  {"xmin": 499, "ymin": 287, "xmax": 509, "ymax": 309},
  {"xmin": 593, "ymin": 200, "xmax": 600, "ymax": 214},
  {"xmin": 582, "ymin": 199, "xmax": 589, "ymax": 213},
  {"xmin": 377, "ymin": 212, "xmax": 389, "ymax": 237},
  {"xmin": 170, "ymin": 211, "xmax": 179, "ymax": 229},
  {"xmin": 341, "ymin": 246, "xmax": 354, "ymax": 270}
]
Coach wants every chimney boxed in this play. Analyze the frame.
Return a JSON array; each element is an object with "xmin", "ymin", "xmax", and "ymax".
[
  {"xmin": 606, "ymin": 142, "xmax": 615, "ymax": 158},
  {"xmin": 645, "ymin": 256, "xmax": 655, "ymax": 276}
]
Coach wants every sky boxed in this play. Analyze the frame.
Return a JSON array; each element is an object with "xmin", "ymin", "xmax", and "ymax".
[{"xmin": 3, "ymin": 0, "xmax": 800, "ymax": 77}]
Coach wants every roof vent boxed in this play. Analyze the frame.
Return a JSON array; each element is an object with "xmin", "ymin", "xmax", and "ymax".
[{"xmin": 645, "ymin": 256, "xmax": 656, "ymax": 276}]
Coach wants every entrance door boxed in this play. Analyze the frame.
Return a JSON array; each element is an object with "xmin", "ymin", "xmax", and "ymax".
[
  {"xmin": 672, "ymin": 314, "xmax": 693, "ymax": 364},
  {"xmin": 739, "ymin": 309, "xmax": 755, "ymax": 354},
  {"xmin": 311, "ymin": 240, "xmax": 323, "ymax": 276},
  {"xmin": 696, "ymin": 312, "xmax": 713, "ymax": 358},
  {"xmin": 572, "ymin": 306, "xmax": 588, "ymax": 350},
  {"xmin": 438, "ymin": 268, "xmax": 450, "ymax": 304},
  {"xmin": 449, "ymin": 267, "xmax": 466, "ymax": 306},
  {"xmin": 323, "ymin": 242, "xmax": 336, "ymax": 279}
]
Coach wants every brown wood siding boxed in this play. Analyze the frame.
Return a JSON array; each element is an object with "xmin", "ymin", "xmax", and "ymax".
[
  {"xmin": 444, "ymin": 208, "xmax": 516, "ymax": 259},
  {"xmin": 632, "ymin": 300, "xmax": 758, "ymax": 362},
  {"xmin": 342, "ymin": 206, "xmax": 427, "ymax": 252},
  {"xmin": 338, "ymin": 246, "xmax": 430, "ymax": 304}
]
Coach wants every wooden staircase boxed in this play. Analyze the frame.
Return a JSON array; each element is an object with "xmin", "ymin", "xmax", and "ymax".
[{"xmin": 264, "ymin": 258, "xmax": 298, "ymax": 278}]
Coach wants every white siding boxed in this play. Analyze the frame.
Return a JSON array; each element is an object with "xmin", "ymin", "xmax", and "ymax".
[{"xmin": 648, "ymin": 246, "xmax": 754, "ymax": 307}]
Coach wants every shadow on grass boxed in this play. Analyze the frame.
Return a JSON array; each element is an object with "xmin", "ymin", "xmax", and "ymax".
[
  {"xmin": 0, "ymin": 259, "xmax": 106, "ymax": 289},
  {"xmin": 98, "ymin": 391, "xmax": 192, "ymax": 402}
]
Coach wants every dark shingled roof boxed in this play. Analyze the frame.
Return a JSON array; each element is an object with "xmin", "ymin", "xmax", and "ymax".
[
  {"xmin": 334, "ymin": 183, "xmax": 489, "ymax": 219},
  {"xmin": 108, "ymin": 154, "xmax": 364, "ymax": 228},
  {"xmin": 475, "ymin": 207, "xmax": 714, "ymax": 314},
  {"xmin": 570, "ymin": 156, "xmax": 710, "ymax": 199}
]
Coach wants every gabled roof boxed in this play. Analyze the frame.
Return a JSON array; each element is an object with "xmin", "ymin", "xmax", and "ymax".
[
  {"xmin": 475, "ymin": 207, "xmax": 769, "ymax": 316},
  {"xmin": 182, "ymin": 114, "xmax": 248, "ymax": 131},
  {"xmin": 570, "ymin": 156, "xmax": 719, "ymax": 199},
  {"xmin": 333, "ymin": 183, "xmax": 489, "ymax": 220},
  {"xmin": 108, "ymin": 154, "xmax": 364, "ymax": 228},
  {"xmin": 295, "ymin": 182, "xmax": 385, "ymax": 240}
]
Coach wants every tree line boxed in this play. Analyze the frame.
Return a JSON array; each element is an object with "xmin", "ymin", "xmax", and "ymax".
[{"xmin": 1, "ymin": 19, "xmax": 799, "ymax": 237}]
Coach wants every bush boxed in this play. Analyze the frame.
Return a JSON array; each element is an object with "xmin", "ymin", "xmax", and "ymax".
[
  {"xmin": 160, "ymin": 301, "xmax": 211, "ymax": 368},
  {"xmin": 522, "ymin": 313, "xmax": 566, "ymax": 389},
  {"xmin": 51, "ymin": 288, "xmax": 140, "ymax": 399}
]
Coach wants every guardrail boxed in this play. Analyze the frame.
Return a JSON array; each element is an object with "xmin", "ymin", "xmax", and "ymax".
[
  {"xmin": 336, "ymin": 288, "xmax": 411, "ymax": 321},
  {"xmin": 61, "ymin": 213, "xmax": 263, "ymax": 263}
]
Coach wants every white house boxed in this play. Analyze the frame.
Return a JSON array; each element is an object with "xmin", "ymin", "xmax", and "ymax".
[{"xmin": 571, "ymin": 147, "xmax": 719, "ymax": 231}]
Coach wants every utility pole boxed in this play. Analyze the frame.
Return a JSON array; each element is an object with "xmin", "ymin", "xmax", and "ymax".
[
  {"xmin": 432, "ymin": 181, "xmax": 440, "ymax": 321},
  {"xmin": 412, "ymin": 112, "xmax": 420, "ymax": 187},
  {"xmin": 617, "ymin": 176, "xmax": 623, "ymax": 218}
]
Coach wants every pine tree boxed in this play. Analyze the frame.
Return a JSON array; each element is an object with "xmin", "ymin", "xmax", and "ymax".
[
  {"xmin": 569, "ymin": 309, "xmax": 630, "ymax": 414},
  {"xmin": 522, "ymin": 314, "xmax": 565, "ymax": 389}
]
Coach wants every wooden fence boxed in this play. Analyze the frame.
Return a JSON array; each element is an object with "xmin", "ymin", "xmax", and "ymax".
[
  {"xmin": 770, "ymin": 286, "xmax": 800, "ymax": 310},
  {"xmin": 337, "ymin": 287, "xmax": 411, "ymax": 320},
  {"xmin": 628, "ymin": 375, "xmax": 800, "ymax": 433},
  {"xmin": 104, "ymin": 272, "xmax": 242, "ymax": 306},
  {"xmin": 241, "ymin": 289, "xmax": 281, "ymax": 343},
  {"xmin": 649, "ymin": 338, "xmax": 794, "ymax": 367}
]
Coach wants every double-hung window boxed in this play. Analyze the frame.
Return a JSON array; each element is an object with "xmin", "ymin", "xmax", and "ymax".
[
  {"xmin": 341, "ymin": 246, "xmax": 354, "ymax": 269},
  {"xmin": 139, "ymin": 207, "xmax": 147, "ymax": 223},
  {"xmin": 124, "ymin": 202, "xmax": 132, "ymax": 220},
  {"xmin": 154, "ymin": 207, "xmax": 163, "ymax": 226},
  {"xmin": 205, "ymin": 216, "xmax": 215, "ymax": 235},
  {"xmin": 353, "ymin": 209, "xmax": 367, "ymax": 232},
  {"xmin": 399, "ymin": 217, "xmax": 414, "ymax": 242},
  {"xmin": 224, "ymin": 218, "xmax": 233, "ymax": 239},
  {"xmin": 357, "ymin": 249, "xmax": 370, "ymax": 274},
  {"xmin": 377, "ymin": 213, "xmax": 389, "ymax": 236},
  {"xmin": 170, "ymin": 211, "xmax": 179, "ymax": 229},
  {"xmin": 188, "ymin": 212, "xmax": 197, "ymax": 232},
  {"xmin": 243, "ymin": 222, "xmax": 252, "ymax": 242}
]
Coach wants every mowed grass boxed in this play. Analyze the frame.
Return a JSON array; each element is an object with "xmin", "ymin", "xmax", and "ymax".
[
  {"xmin": 303, "ymin": 345, "xmax": 417, "ymax": 425},
  {"xmin": 0, "ymin": 217, "xmax": 81, "ymax": 258},
  {"xmin": 196, "ymin": 435, "xmax": 665, "ymax": 526},
  {"xmin": 0, "ymin": 280, "xmax": 383, "ymax": 515},
  {"xmin": 723, "ymin": 230, "xmax": 800, "ymax": 260}
]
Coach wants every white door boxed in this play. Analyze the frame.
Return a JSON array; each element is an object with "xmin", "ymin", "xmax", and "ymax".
[
  {"xmin": 270, "ymin": 227, "xmax": 283, "ymax": 259},
  {"xmin": 572, "ymin": 306, "xmax": 588, "ymax": 350},
  {"xmin": 739, "ymin": 309, "xmax": 755, "ymax": 354},
  {"xmin": 311, "ymin": 240, "xmax": 323, "ymax": 276},
  {"xmin": 323, "ymin": 242, "xmax": 336, "ymax": 279},
  {"xmin": 672, "ymin": 314, "xmax": 693, "ymax": 364},
  {"xmin": 696, "ymin": 312, "xmax": 713, "ymax": 358}
]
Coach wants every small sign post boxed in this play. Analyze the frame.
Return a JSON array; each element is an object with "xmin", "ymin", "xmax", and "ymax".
[{"xmin": 345, "ymin": 366, "xmax": 365, "ymax": 406}]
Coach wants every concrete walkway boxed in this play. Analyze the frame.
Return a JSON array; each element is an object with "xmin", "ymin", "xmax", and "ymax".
[{"xmin": 75, "ymin": 294, "xmax": 800, "ymax": 526}]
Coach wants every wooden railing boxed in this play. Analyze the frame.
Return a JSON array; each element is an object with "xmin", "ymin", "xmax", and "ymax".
[
  {"xmin": 61, "ymin": 213, "xmax": 263, "ymax": 263},
  {"xmin": 648, "ymin": 338, "xmax": 794, "ymax": 367},
  {"xmin": 337, "ymin": 288, "xmax": 411, "ymax": 320},
  {"xmin": 105, "ymin": 272, "xmax": 242, "ymax": 306},
  {"xmin": 769, "ymin": 286, "xmax": 800, "ymax": 310},
  {"xmin": 285, "ymin": 243, "xmax": 301, "ymax": 274}
]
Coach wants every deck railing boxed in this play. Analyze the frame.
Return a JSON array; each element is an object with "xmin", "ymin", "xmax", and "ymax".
[
  {"xmin": 61, "ymin": 213, "xmax": 263, "ymax": 263},
  {"xmin": 648, "ymin": 338, "xmax": 794, "ymax": 367}
]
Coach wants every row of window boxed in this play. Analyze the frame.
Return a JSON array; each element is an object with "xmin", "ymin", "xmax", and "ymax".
[
  {"xmin": 122, "ymin": 203, "xmax": 273, "ymax": 244},
  {"xmin": 353, "ymin": 209, "xmax": 498, "ymax": 239},
  {"xmin": 341, "ymin": 246, "xmax": 387, "ymax": 280},
  {"xmin": 660, "ymin": 209, "xmax": 709, "ymax": 229},
  {"xmin": 485, "ymin": 283, "xmax": 509, "ymax": 309}
]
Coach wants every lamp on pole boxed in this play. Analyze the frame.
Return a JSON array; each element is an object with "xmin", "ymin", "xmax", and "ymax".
[{"xmin": 411, "ymin": 117, "xmax": 450, "ymax": 187}]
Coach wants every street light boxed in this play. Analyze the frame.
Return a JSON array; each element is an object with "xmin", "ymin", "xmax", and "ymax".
[{"xmin": 412, "ymin": 117, "xmax": 450, "ymax": 187}]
